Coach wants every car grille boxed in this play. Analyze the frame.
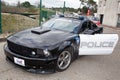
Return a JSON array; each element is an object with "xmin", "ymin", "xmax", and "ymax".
[{"xmin": 7, "ymin": 40, "xmax": 43, "ymax": 58}]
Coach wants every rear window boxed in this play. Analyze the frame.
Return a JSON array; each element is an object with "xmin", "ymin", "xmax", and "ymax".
[{"xmin": 91, "ymin": 17, "xmax": 100, "ymax": 21}]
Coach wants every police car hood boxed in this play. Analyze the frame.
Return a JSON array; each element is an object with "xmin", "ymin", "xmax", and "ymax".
[{"xmin": 7, "ymin": 27, "xmax": 76, "ymax": 49}]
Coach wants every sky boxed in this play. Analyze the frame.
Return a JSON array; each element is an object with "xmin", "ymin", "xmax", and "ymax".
[{"xmin": 2, "ymin": 0, "xmax": 99, "ymax": 9}]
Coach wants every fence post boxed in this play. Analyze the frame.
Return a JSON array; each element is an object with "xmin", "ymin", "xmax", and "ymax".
[
  {"xmin": 63, "ymin": 1, "xmax": 66, "ymax": 14},
  {"xmin": 39, "ymin": 0, "xmax": 42, "ymax": 26}
]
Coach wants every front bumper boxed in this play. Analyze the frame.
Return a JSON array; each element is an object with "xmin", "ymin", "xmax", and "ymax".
[{"xmin": 4, "ymin": 44, "xmax": 57, "ymax": 74}]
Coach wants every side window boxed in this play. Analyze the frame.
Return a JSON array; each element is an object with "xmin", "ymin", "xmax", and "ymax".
[{"xmin": 80, "ymin": 22, "xmax": 88, "ymax": 33}]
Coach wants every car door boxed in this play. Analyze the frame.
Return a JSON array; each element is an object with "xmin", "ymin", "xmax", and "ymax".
[{"xmin": 78, "ymin": 22, "xmax": 119, "ymax": 55}]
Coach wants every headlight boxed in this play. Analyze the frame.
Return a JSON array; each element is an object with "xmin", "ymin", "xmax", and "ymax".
[
  {"xmin": 37, "ymin": 49, "xmax": 51, "ymax": 57},
  {"xmin": 43, "ymin": 49, "xmax": 51, "ymax": 57}
]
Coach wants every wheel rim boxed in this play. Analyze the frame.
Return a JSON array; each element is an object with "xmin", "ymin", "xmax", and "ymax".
[{"xmin": 57, "ymin": 51, "xmax": 71, "ymax": 70}]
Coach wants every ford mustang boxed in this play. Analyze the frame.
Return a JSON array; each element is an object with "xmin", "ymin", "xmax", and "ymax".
[{"xmin": 4, "ymin": 16, "xmax": 119, "ymax": 73}]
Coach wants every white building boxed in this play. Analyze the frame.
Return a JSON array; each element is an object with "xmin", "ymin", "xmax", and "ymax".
[{"xmin": 97, "ymin": 0, "xmax": 120, "ymax": 27}]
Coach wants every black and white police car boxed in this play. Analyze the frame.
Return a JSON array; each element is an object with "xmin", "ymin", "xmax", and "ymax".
[{"xmin": 4, "ymin": 16, "xmax": 119, "ymax": 73}]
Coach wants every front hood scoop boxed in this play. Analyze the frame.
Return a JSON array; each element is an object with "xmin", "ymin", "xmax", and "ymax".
[{"xmin": 31, "ymin": 29, "xmax": 51, "ymax": 34}]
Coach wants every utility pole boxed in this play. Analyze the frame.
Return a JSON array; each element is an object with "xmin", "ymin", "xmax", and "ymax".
[
  {"xmin": 39, "ymin": 0, "xmax": 42, "ymax": 26},
  {"xmin": 0, "ymin": 0, "xmax": 2, "ymax": 34},
  {"xmin": 63, "ymin": 1, "xmax": 66, "ymax": 14}
]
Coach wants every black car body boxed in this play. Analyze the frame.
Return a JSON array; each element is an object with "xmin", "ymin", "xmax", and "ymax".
[{"xmin": 4, "ymin": 16, "xmax": 118, "ymax": 73}]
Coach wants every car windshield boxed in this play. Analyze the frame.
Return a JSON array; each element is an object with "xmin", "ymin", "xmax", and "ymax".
[{"xmin": 42, "ymin": 18, "xmax": 80, "ymax": 32}]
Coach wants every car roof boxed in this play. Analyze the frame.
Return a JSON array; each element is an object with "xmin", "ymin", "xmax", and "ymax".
[{"xmin": 57, "ymin": 15, "xmax": 90, "ymax": 22}]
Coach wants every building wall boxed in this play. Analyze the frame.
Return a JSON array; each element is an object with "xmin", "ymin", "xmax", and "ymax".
[
  {"xmin": 103, "ymin": 0, "xmax": 118, "ymax": 27},
  {"xmin": 118, "ymin": 1, "xmax": 120, "ymax": 14},
  {"xmin": 97, "ymin": 0, "xmax": 119, "ymax": 27},
  {"xmin": 97, "ymin": 0, "xmax": 106, "ymax": 14}
]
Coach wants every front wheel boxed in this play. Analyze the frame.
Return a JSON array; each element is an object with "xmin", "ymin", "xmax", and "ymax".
[{"xmin": 56, "ymin": 48, "xmax": 73, "ymax": 72}]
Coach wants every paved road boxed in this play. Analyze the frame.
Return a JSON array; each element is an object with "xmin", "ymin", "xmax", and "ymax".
[{"xmin": 0, "ymin": 27, "xmax": 120, "ymax": 80}]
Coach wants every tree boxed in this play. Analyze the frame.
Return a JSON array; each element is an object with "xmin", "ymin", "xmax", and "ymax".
[
  {"xmin": 82, "ymin": 6, "xmax": 88, "ymax": 14},
  {"xmin": 79, "ymin": 0, "xmax": 86, "ymax": 8},
  {"xmin": 88, "ymin": 0, "xmax": 96, "ymax": 6},
  {"xmin": 1, "ymin": 1, "xmax": 7, "ymax": 7},
  {"xmin": 78, "ymin": 8, "xmax": 81, "ymax": 11},
  {"xmin": 79, "ymin": 0, "xmax": 97, "ymax": 15},
  {"xmin": 21, "ymin": 1, "xmax": 32, "ymax": 8},
  {"xmin": 17, "ymin": 1, "xmax": 21, "ymax": 8}
]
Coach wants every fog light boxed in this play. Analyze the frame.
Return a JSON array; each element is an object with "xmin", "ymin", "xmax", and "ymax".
[
  {"xmin": 32, "ymin": 51, "xmax": 36, "ymax": 55},
  {"xmin": 43, "ymin": 49, "xmax": 51, "ymax": 57}
]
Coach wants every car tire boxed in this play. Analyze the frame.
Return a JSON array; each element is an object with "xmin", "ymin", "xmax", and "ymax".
[{"xmin": 56, "ymin": 47, "xmax": 73, "ymax": 72}]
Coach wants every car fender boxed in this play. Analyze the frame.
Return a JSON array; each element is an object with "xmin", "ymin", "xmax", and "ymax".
[
  {"xmin": 58, "ymin": 36, "xmax": 80, "ymax": 58},
  {"xmin": 58, "ymin": 41, "xmax": 72, "ymax": 52}
]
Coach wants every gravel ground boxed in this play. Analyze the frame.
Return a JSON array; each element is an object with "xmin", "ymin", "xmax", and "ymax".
[{"xmin": 0, "ymin": 27, "xmax": 120, "ymax": 80}]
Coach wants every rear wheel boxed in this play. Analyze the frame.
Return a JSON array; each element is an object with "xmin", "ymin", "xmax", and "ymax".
[{"xmin": 56, "ymin": 48, "xmax": 73, "ymax": 72}]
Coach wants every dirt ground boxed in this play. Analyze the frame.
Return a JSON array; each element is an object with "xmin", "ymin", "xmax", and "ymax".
[{"xmin": 0, "ymin": 27, "xmax": 120, "ymax": 80}]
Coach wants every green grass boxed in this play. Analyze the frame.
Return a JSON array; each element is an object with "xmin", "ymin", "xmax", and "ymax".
[
  {"xmin": 2, "ymin": 13, "xmax": 39, "ymax": 33},
  {"xmin": 2, "ymin": 14, "xmax": 17, "ymax": 33}
]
